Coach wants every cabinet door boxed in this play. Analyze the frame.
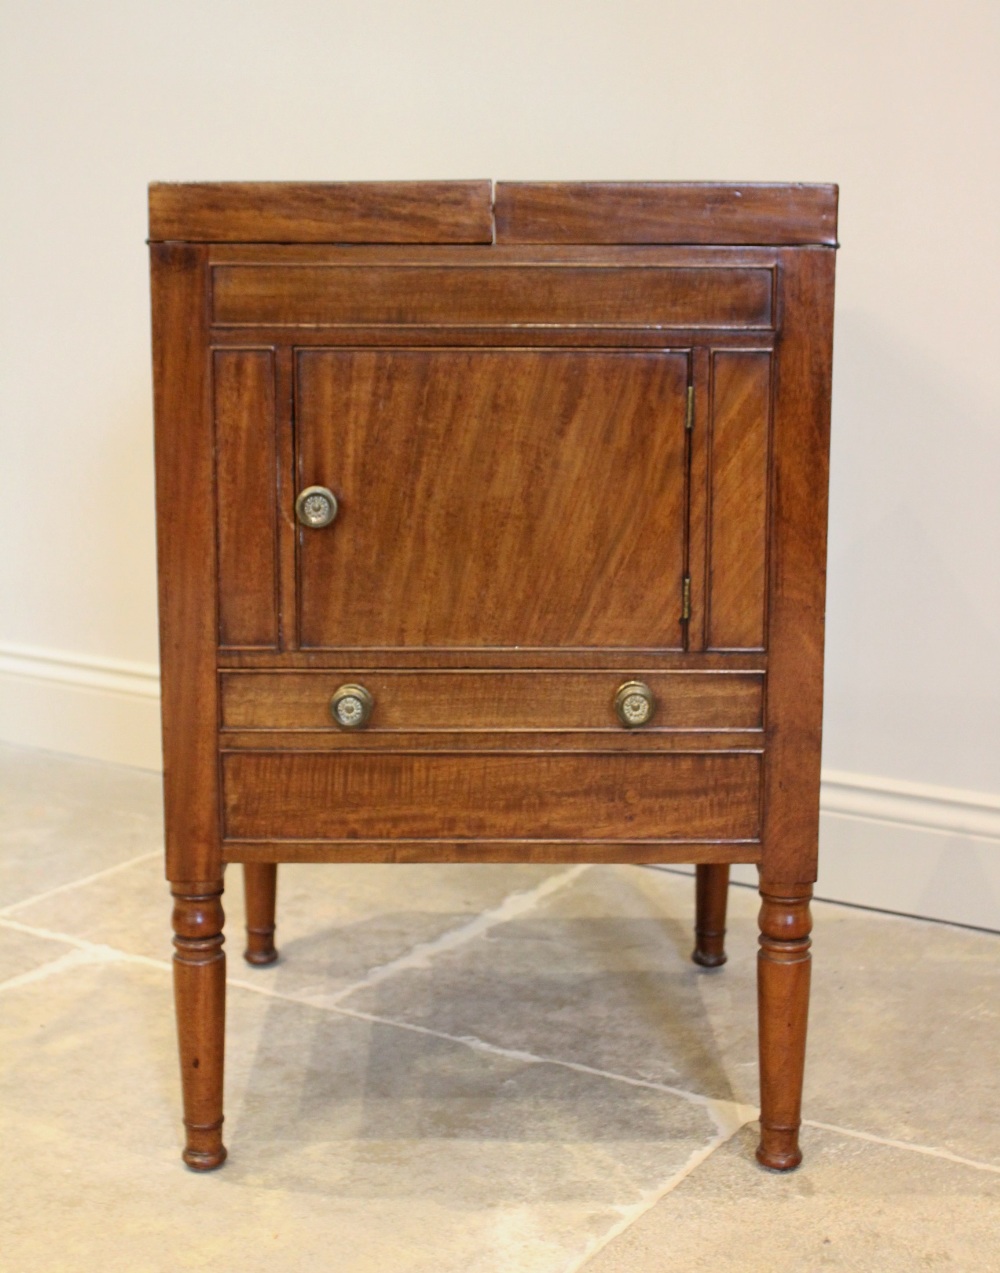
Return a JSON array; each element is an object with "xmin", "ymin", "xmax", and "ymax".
[{"xmin": 295, "ymin": 349, "xmax": 690, "ymax": 650}]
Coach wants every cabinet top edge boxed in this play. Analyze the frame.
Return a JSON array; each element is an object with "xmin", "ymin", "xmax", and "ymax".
[{"xmin": 148, "ymin": 181, "xmax": 839, "ymax": 247}]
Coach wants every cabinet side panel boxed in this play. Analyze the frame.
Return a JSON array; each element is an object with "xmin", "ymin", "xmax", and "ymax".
[
  {"xmin": 762, "ymin": 249, "xmax": 836, "ymax": 883},
  {"xmin": 214, "ymin": 349, "xmax": 278, "ymax": 647},
  {"xmin": 150, "ymin": 244, "xmax": 220, "ymax": 882},
  {"xmin": 707, "ymin": 351, "xmax": 771, "ymax": 650}
]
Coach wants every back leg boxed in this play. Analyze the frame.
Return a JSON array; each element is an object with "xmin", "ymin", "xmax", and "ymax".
[
  {"xmin": 692, "ymin": 864, "xmax": 730, "ymax": 967},
  {"xmin": 243, "ymin": 863, "xmax": 278, "ymax": 966}
]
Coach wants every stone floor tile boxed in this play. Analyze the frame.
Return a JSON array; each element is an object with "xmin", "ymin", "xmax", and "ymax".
[
  {"xmin": 13, "ymin": 852, "xmax": 564, "ymax": 994},
  {"xmin": 346, "ymin": 865, "xmax": 1000, "ymax": 1165},
  {"xmin": 1, "ymin": 957, "xmax": 721, "ymax": 1273},
  {"xmin": 346, "ymin": 865, "xmax": 747, "ymax": 1093},
  {"xmin": 0, "ymin": 742, "xmax": 162, "ymax": 909},
  {"xmin": 581, "ymin": 1124, "xmax": 1000, "ymax": 1273}
]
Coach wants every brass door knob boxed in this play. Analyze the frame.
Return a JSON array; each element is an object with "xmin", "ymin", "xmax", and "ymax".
[
  {"xmin": 330, "ymin": 684, "xmax": 374, "ymax": 730},
  {"xmin": 295, "ymin": 486, "xmax": 339, "ymax": 528},
  {"xmin": 614, "ymin": 681, "xmax": 656, "ymax": 728}
]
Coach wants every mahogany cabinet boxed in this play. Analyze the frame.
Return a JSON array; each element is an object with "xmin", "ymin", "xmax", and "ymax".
[{"xmin": 148, "ymin": 180, "xmax": 837, "ymax": 1172}]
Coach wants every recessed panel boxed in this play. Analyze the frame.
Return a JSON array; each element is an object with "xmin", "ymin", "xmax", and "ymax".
[
  {"xmin": 213, "ymin": 349, "xmax": 278, "ymax": 647},
  {"xmin": 707, "ymin": 351, "xmax": 771, "ymax": 650},
  {"xmin": 213, "ymin": 265, "xmax": 773, "ymax": 328},
  {"xmin": 296, "ymin": 349, "xmax": 690, "ymax": 649}
]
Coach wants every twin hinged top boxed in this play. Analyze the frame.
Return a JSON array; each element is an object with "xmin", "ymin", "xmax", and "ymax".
[{"xmin": 149, "ymin": 179, "xmax": 837, "ymax": 245}]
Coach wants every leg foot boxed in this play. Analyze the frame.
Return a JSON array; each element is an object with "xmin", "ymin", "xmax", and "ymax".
[
  {"xmin": 243, "ymin": 863, "xmax": 278, "ymax": 965},
  {"xmin": 756, "ymin": 882, "xmax": 812, "ymax": 1171},
  {"xmin": 692, "ymin": 863, "xmax": 730, "ymax": 967},
  {"xmin": 172, "ymin": 882, "xmax": 227, "ymax": 1170}
]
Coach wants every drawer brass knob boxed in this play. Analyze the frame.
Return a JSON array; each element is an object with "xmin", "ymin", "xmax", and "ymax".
[
  {"xmin": 614, "ymin": 681, "xmax": 655, "ymax": 728},
  {"xmin": 330, "ymin": 684, "xmax": 374, "ymax": 730},
  {"xmin": 295, "ymin": 485, "xmax": 339, "ymax": 529}
]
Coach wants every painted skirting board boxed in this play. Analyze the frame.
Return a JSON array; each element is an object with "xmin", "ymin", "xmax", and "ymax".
[
  {"xmin": 0, "ymin": 643, "xmax": 162, "ymax": 772},
  {"xmin": 2, "ymin": 642, "xmax": 998, "ymax": 931}
]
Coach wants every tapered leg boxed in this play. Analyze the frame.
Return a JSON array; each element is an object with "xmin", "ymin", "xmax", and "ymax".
[
  {"xmin": 692, "ymin": 863, "xmax": 730, "ymax": 967},
  {"xmin": 171, "ymin": 882, "xmax": 227, "ymax": 1170},
  {"xmin": 243, "ymin": 863, "xmax": 278, "ymax": 966},
  {"xmin": 756, "ymin": 882, "xmax": 812, "ymax": 1170}
]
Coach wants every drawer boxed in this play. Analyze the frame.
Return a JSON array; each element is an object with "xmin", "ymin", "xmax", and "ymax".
[
  {"xmin": 221, "ymin": 751, "xmax": 762, "ymax": 843},
  {"xmin": 219, "ymin": 670, "xmax": 764, "ymax": 733}
]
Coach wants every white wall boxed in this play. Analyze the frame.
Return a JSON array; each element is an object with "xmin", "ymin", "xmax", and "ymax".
[{"xmin": 2, "ymin": 1, "xmax": 998, "ymax": 926}]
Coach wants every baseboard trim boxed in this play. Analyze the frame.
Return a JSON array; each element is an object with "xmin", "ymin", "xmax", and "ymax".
[
  {"xmin": 0, "ymin": 643, "xmax": 162, "ymax": 771},
  {"xmin": 821, "ymin": 769, "xmax": 1000, "ymax": 841},
  {"xmin": 0, "ymin": 642, "xmax": 159, "ymax": 699}
]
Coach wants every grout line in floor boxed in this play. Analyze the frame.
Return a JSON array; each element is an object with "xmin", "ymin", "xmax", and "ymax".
[
  {"xmin": 5, "ymin": 914, "xmax": 1000, "ymax": 1179},
  {"xmin": 0, "ymin": 916, "xmax": 172, "ymax": 984},
  {"xmin": 0, "ymin": 849, "xmax": 160, "ymax": 917},
  {"xmin": 0, "ymin": 944, "xmax": 121, "ymax": 993},
  {"xmin": 802, "ymin": 1118, "xmax": 1000, "ymax": 1175},
  {"xmin": 567, "ymin": 1132, "xmax": 740, "ymax": 1273}
]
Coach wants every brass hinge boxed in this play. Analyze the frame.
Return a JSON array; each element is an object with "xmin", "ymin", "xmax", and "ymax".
[
  {"xmin": 685, "ymin": 385, "xmax": 694, "ymax": 431},
  {"xmin": 681, "ymin": 575, "xmax": 691, "ymax": 621}
]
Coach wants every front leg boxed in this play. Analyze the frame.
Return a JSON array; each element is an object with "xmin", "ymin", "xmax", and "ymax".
[
  {"xmin": 171, "ymin": 881, "xmax": 227, "ymax": 1170},
  {"xmin": 756, "ymin": 882, "xmax": 812, "ymax": 1170}
]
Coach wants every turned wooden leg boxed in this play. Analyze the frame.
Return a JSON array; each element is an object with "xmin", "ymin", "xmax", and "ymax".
[
  {"xmin": 692, "ymin": 863, "xmax": 730, "ymax": 967},
  {"xmin": 171, "ymin": 882, "xmax": 227, "ymax": 1170},
  {"xmin": 756, "ymin": 882, "xmax": 812, "ymax": 1171},
  {"xmin": 243, "ymin": 863, "xmax": 278, "ymax": 966}
]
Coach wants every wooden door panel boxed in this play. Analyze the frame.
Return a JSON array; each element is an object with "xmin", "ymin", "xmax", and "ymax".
[{"xmin": 296, "ymin": 349, "xmax": 689, "ymax": 649}]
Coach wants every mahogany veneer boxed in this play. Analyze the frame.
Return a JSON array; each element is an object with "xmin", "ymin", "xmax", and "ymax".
[{"xmin": 149, "ymin": 180, "xmax": 837, "ymax": 1173}]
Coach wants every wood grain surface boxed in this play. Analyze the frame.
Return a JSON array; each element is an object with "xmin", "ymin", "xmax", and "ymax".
[
  {"xmin": 219, "ymin": 669, "xmax": 764, "ymax": 732},
  {"xmin": 222, "ymin": 750, "xmax": 762, "ymax": 842},
  {"xmin": 213, "ymin": 349, "xmax": 278, "ymax": 648},
  {"xmin": 494, "ymin": 182, "xmax": 838, "ymax": 246},
  {"xmin": 211, "ymin": 264, "xmax": 774, "ymax": 329},
  {"xmin": 150, "ymin": 181, "xmax": 493, "ymax": 244},
  {"xmin": 760, "ymin": 249, "xmax": 836, "ymax": 883},
  {"xmin": 707, "ymin": 350, "xmax": 771, "ymax": 650},
  {"xmin": 150, "ymin": 245, "xmax": 220, "ymax": 883},
  {"xmin": 295, "ymin": 349, "xmax": 690, "ymax": 649}
]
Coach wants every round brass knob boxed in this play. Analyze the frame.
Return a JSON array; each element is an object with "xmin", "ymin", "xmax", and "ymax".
[
  {"xmin": 614, "ymin": 681, "xmax": 656, "ymax": 728},
  {"xmin": 295, "ymin": 486, "xmax": 338, "ymax": 529},
  {"xmin": 330, "ymin": 684, "xmax": 374, "ymax": 730}
]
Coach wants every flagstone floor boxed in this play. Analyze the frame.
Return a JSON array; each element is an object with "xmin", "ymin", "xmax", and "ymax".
[{"xmin": 2, "ymin": 742, "xmax": 998, "ymax": 1271}]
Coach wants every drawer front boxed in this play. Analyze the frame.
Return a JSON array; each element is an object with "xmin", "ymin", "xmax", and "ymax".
[
  {"xmin": 222, "ymin": 751, "xmax": 761, "ymax": 842},
  {"xmin": 219, "ymin": 670, "xmax": 764, "ymax": 733}
]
